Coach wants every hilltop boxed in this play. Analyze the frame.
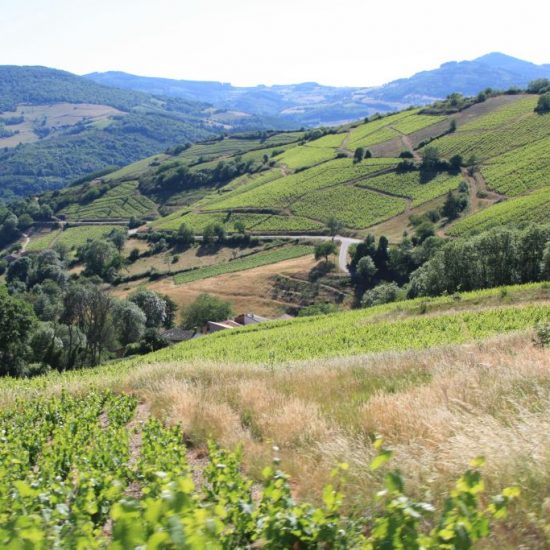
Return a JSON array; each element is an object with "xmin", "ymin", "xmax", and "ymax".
[
  {"xmin": 0, "ymin": 66, "xmax": 283, "ymax": 199},
  {"xmin": 86, "ymin": 52, "xmax": 550, "ymax": 125}
]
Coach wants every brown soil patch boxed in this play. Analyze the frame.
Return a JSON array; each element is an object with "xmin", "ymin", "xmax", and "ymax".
[{"xmin": 113, "ymin": 255, "xmax": 317, "ymax": 316}]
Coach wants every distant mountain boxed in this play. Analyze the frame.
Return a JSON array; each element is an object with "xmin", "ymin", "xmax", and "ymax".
[
  {"xmin": 0, "ymin": 66, "xmax": 283, "ymax": 199},
  {"xmin": 368, "ymin": 53, "xmax": 550, "ymax": 103},
  {"xmin": 86, "ymin": 53, "xmax": 550, "ymax": 126}
]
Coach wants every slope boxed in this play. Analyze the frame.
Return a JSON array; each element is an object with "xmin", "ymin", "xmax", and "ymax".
[{"xmin": 0, "ymin": 66, "xmax": 283, "ymax": 199}]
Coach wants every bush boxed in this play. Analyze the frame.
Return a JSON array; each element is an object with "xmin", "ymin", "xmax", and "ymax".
[
  {"xmin": 534, "ymin": 322, "xmax": 550, "ymax": 348},
  {"xmin": 361, "ymin": 282, "xmax": 401, "ymax": 307},
  {"xmin": 535, "ymin": 93, "xmax": 550, "ymax": 114}
]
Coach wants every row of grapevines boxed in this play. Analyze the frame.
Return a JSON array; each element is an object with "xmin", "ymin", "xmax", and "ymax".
[
  {"xmin": 127, "ymin": 303, "xmax": 550, "ymax": 365},
  {"xmin": 448, "ymin": 187, "xmax": 550, "ymax": 236},
  {"xmin": 1, "ymin": 392, "xmax": 517, "ymax": 548},
  {"xmin": 290, "ymin": 184, "xmax": 407, "ymax": 228}
]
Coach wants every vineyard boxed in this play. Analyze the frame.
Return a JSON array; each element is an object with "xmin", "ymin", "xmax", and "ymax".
[
  {"xmin": 447, "ymin": 187, "xmax": 550, "ymax": 236},
  {"xmin": 273, "ymin": 144, "xmax": 336, "ymax": 169},
  {"xmin": 290, "ymin": 184, "xmax": 407, "ymax": 227},
  {"xmin": 61, "ymin": 181, "xmax": 157, "ymax": 220},
  {"xmin": 0, "ymin": 389, "xmax": 515, "ymax": 548},
  {"xmin": 173, "ymin": 244, "xmax": 314, "ymax": 284},
  {"xmin": 155, "ymin": 210, "xmax": 323, "ymax": 232},
  {"xmin": 125, "ymin": 301, "xmax": 550, "ymax": 364},
  {"xmin": 27, "ymin": 225, "xmax": 125, "ymax": 252},
  {"xmin": 358, "ymin": 170, "xmax": 464, "ymax": 206},
  {"xmin": 481, "ymin": 136, "xmax": 550, "ymax": 195}
]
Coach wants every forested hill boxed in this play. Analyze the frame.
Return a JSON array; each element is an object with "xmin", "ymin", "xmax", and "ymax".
[{"xmin": 0, "ymin": 66, "xmax": 284, "ymax": 200}]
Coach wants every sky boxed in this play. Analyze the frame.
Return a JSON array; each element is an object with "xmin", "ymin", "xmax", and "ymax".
[{"xmin": 1, "ymin": 0, "xmax": 549, "ymax": 87}]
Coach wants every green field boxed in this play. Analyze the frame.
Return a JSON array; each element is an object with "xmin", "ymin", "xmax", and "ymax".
[
  {"xmin": 61, "ymin": 181, "xmax": 157, "ymax": 220},
  {"xmin": 199, "ymin": 158, "xmax": 398, "ymax": 211},
  {"xmin": 27, "ymin": 225, "xmax": 125, "ymax": 252},
  {"xmin": 154, "ymin": 210, "xmax": 323, "ymax": 232},
  {"xmin": 359, "ymin": 170, "xmax": 464, "ymax": 206},
  {"xmin": 482, "ymin": 136, "xmax": 550, "ymax": 195},
  {"xmin": 291, "ymin": 185, "xmax": 407, "ymax": 227},
  {"xmin": 126, "ymin": 300, "xmax": 550, "ymax": 364},
  {"xmin": 273, "ymin": 144, "xmax": 336, "ymax": 169},
  {"xmin": 448, "ymin": 187, "xmax": 550, "ymax": 236},
  {"xmin": 173, "ymin": 244, "xmax": 314, "ymax": 284}
]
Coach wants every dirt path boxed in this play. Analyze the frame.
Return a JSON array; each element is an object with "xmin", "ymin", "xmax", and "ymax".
[
  {"xmin": 19, "ymin": 233, "xmax": 30, "ymax": 253},
  {"xmin": 125, "ymin": 401, "xmax": 150, "ymax": 499}
]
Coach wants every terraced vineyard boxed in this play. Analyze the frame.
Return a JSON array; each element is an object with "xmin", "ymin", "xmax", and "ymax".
[
  {"xmin": 173, "ymin": 244, "xmax": 314, "ymax": 284},
  {"xmin": 61, "ymin": 181, "xmax": 157, "ymax": 220},
  {"xmin": 273, "ymin": 144, "xmax": 336, "ymax": 169},
  {"xmin": 448, "ymin": 187, "xmax": 550, "ymax": 236},
  {"xmin": 482, "ymin": 136, "xmax": 550, "ymax": 195},
  {"xmin": 39, "ymin": 93, "xmax": 550, "ymax": 238}
]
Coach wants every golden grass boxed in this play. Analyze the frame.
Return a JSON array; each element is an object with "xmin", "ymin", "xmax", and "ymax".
[{"xmin": 121, "ymin": 332, "xmax": 550, "ymax": 547}]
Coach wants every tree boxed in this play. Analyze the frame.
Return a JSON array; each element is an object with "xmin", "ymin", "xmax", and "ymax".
[
  {"xmin": 535, "ymin": 93, "xmax": 550, "ymax": 114},
  {"xmin": 234, "ymin": 220, "xmax": 246, "ymax": 235},
  {"xmin": 0, "ymin": 288, "xmax": 36, "ymax": 376},
  {"xmin": 353, "ymin": 147, "xmax": 365, "ymax": 163},
  {"xmin": 327, "ymin": 217, "xmax": 343, "ymax": 238},
  {"xmin": 129, "ymin": 290, "xmax": 167, "ymax": 328},
  {"xmin": 6, "ymin": 256, "xmax": 32, "ymax": 285},
  {"xmin": 314, "ymin": 241, "xmax": 337, "ymax": 263},
  {"xmin": 414, "ymin": 221, "xmax": 435, "ymax": 243},
  {"xmin": 442, "ymin": 191, "xmax": 461, "ymax": 221},
  {"xmin": 421, "ymin": 146, "xmax": 440, "ymax": 171},
  {"xmin": 108, "ymin": 228, "xmax": 127, "ymax": 252},
  {"xmin": 80, "ymin": 240, "xmax": 120, "ymax": 278},
  {"xmin": 113, "ymin": 300, "xmax": 146, "ymax": 346},
  {"xmin": 176, "ymin": 223, "xmax": 195, "ymax": 249},
  {"xmin": 356, "ymin": 256, "xmax": 377, "ymax": 287},
  {"xmin": 62, "ymin": 284, "xmax": 114, "ymax": 366},
  {"xmin": 528, "ymin": 78, "xmax": 550, "ymax": 93},
  {"xmin": 449, "ymin": 154, "xmax": 463, "ymax": 172},
  {"xmin": 203, "ymin": 224, "xmax": 216, "ymax": 245},
  {"xmin": 181, "ymin": 293, "xmax": 233, "ymax": 330}
]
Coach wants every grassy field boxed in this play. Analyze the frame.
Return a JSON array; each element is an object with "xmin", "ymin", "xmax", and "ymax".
[
  {"xmin": 27, "ymin": 224, "xmax": 125, "ymax": 252},
  {"xmin": 61, "ymin": 181, "xmax": 157, "ymax": 220},
  {"xmin": 173, "ymin": 244, "xmax": 314, "ymax": 284}
]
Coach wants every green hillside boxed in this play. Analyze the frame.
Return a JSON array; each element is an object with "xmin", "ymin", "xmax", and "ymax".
[
  {"xmin": 33, "ymin": 91, "xmax": 549, "ymax": 238},
  {"xmin": 0, "ymin": 66, "xmax": 285, "ymax": 199}
]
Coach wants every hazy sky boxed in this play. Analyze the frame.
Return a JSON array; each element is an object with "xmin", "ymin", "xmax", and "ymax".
[{"xmin": 1, "ymin": 0, "xmax": 549, "ymax": 87}]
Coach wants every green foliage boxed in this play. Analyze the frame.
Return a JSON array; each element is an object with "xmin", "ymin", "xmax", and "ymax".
[
  {"xmin": 448, "ymin": 187, "xmax": 550, "ymax": 236},
  {"xmin": 174, "ymin": 245, "xmax": 313, "ymax": 285},
  {"xmin": 125, "ymin": 299, "xmax": 550, "ymax": 365},
  {"xmin": 314, "ymin": 240, "xmax": 337, "ymax": 262},
  {"xmin": 0, "ymin": 392, "xmax": 517, "ymax": 548},
  {"xmin": 0, "ymin": 288, "xmax": 37, "ymax": 376},
  {"xmin": 181, "ymin": 293, "xmax": 233, "ymax": 330}
]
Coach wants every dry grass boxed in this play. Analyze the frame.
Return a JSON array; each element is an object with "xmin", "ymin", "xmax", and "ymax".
[
  {"xmin": 113, "ymin": 253, "xmax": 317, "ymax": 316},
  {"xmin": 123, "ymin": 332, "xmax": 550, "ymax": 547}
]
